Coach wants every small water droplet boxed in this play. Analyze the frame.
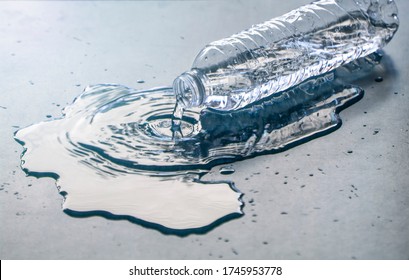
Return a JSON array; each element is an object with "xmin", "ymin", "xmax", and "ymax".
[{"xmin": 219, "ymin": 166, "xmax": 235, "ymax": 175}]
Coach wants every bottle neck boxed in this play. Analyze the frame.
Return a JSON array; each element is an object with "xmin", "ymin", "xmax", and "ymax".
[{"xmin": 173, "ymin": 70, "xmax": 207, "ymax": 108}]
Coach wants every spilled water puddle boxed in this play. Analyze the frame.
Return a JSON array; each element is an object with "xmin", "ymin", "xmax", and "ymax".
[{"xmin": 15, "ymin": 71, "xmax": 365, "ymax": 235}]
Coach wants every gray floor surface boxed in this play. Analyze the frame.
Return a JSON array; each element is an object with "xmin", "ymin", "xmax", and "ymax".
[{"xmin": 1, "ymin": 0, "xmax": 408, "ymax": 259}]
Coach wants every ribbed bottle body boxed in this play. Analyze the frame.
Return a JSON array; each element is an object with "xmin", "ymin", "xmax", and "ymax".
[{"xmin": 174, "ymin": 0, "xmax": 398, "ymax": 110}]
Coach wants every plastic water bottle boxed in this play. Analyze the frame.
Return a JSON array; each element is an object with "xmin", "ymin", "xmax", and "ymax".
[{"xmin": 173, "ymin": 0, "xmax": 398, "ymax": 111}]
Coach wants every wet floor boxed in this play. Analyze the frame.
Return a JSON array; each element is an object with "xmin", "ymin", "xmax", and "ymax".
[{"xmin": 1, "ymin": 0, "xmax": 408, "ymax": 259}]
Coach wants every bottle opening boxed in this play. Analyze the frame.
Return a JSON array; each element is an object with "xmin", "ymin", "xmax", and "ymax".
[{"xmin": 173, "ymin": 71, "xmax": 204, "ymax": 108}]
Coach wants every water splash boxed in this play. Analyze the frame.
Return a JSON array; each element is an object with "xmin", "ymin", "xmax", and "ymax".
[
  {"xmin": 14, "ymin": 53, "xmax": 383, "ymax": 234},
  {"xmin": 15, "ymin": 85, "xmax": 243, "ymax": 233}
]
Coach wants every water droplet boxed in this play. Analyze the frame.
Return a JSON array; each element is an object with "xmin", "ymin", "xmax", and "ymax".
[
  {"xmin": 374, "ymin": 76, "xmax": 383, "ymax": 82},
  {"xmin": 219, "ymin": 166, "xmax": 235, "ymax": 175}
]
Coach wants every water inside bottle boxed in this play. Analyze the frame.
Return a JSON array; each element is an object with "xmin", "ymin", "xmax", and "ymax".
[{"xmin": 183, "ymin": 0, "xmax": 398, "ymax": 111}]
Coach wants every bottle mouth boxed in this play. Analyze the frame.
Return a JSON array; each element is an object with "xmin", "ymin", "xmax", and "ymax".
[{"xmin": 173, "ymin": 70, "xmax": 204, "ymax": 108}]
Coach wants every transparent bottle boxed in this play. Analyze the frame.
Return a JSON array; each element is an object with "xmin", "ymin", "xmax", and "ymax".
[{"xmin": 173, "ymin": 0, "xmax": 399, "ymax": 111}]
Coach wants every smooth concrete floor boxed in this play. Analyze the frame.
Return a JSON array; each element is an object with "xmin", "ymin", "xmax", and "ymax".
[{"xmin": 0, "ymin": 0, "xmax": 408, "ymax": 259}]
